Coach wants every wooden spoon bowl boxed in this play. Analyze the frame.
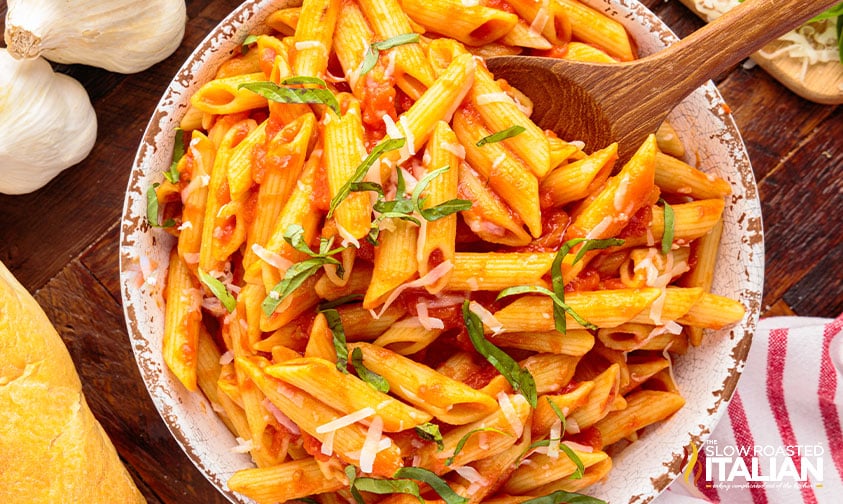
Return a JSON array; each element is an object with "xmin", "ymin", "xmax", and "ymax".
[{"xmin": 486, "ymin": 0, "xmax": 839, "ymax": 160}]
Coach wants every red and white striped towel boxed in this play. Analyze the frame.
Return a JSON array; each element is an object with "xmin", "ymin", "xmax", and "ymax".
[{"xmin": 657, "ymin": 314, "xmax": 843, "ymax": 504}]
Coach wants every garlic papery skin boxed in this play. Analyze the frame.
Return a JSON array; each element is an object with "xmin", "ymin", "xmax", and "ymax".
[
  {"xmin": 0, "ymin": 49, "xmax": 97, "ymax": 195},
  {"xmin": 4, "ymin": 0, "xmax": 187, "ymax": 74}
]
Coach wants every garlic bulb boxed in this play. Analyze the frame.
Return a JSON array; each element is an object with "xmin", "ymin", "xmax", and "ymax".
[
  {"xmin": 0, "ymin": 48, "xmax": 97, "ymax": 195},
  {"xmin": 4, "ymin": 0, "xmax": 186, "ymax": 74}
]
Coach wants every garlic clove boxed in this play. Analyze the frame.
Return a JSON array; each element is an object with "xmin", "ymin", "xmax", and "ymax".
[
  {"xmin": 0, "ymin": 48, "xmax": 98, "ymax": 195},
  {"xmin": 4, "ymin": 0, "xmax": 187, "ymax": 74}
]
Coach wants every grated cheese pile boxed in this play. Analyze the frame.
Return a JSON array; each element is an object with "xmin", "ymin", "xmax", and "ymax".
[{"xmin": 694, "ymin": 0, "xmax": 840, "ymax": 81}]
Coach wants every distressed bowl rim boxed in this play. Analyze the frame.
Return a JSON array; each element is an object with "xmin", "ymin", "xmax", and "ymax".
[{"xmin": 119, "ymin": 1, "xmax": 764, "ymax": 502}]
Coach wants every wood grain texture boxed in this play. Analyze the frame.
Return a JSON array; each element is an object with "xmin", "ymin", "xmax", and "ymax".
[{"xmin": 0, "ymin": 0, "xmax": 840, "ymax": 502}]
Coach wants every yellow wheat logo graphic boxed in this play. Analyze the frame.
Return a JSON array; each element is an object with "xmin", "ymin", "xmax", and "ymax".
[{"xmin": 684, "ymin": 441, "xmax": 699, "ymax": 485}]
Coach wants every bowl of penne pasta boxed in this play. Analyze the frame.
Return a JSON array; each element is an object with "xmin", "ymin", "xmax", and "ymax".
[{"xmin": 120, "ymin": 0, "xmax": 764, "ymax": 502}]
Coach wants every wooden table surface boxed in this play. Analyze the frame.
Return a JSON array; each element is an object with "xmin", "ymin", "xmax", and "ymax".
[{"xmin": 1, "ymin": 0, "xmax": 841, "ymax": 502}]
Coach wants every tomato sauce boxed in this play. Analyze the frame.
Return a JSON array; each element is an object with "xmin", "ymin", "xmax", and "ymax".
[{"xmin": 309, "ymin": 161, "xmax": 331, "ymax": 212}]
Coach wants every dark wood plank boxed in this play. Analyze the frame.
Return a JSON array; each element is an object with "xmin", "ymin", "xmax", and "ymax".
[
  {"xmin": 755, "ymin": 108, "xmax": 843, "ymax": 315},
  {"xmin": 34, "ymin": 261, "xmax": 227, "ymax": 504},
  {"xmin": 79, "ymin": 224, "xmax": 123, "ymax": 302},
  {"xmin": 784, "ymin": 237, "xmax": 843, "ymax": 317},
  {"xmin": 762, "ymin": 299, "xmax": 797, "ymax": 318}
]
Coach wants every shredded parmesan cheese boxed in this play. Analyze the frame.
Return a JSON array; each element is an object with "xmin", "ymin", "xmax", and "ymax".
[
  {"xmin": 563, "ymin": 440, "xmax": 594, "ymax": 453},
  {"xmin": 530, "ymin": 0, "xmax": 552, "ymax": 35},
  {"xmin": 295, "ymin": 40, "xmax": 325, "ymax": 51},
  {"xmin": 416, "ymin": 302, "xmax": 446, "ymax": 330},
  {"xmin": 663, "ymin": 343, "xmax": 679, "ymax": 392},
  {"xmin": 455, "ymin": 465, "xmax": 488, "ymax": 495},
  {"xmin": 251, "ymin": 243, "xmax": 293, "ymax": 271},
  {"xmin": 497, "ymin": 392, "xmax": 524, "ymax": 437},
  {"xmin": 547, "ymin": 419, "xmax": 562, "ymax": 459},
  {"xmin": 586, "ymin": 215, "xmax": 615, "ymax": 240},
  {"xmin": 491, "ymin": 153, "xmax": 507, "ymax": 171},
  {"xmin": 693, "ymin": 0, "xmax": 840, "ymax": 82},
  {"xmin": 373, "ymin": 260, "xmax": 454, "ymax": 318},
  {"xmin": 475, "ymin": 92, "xmax": 513, "ymax": 105},
  {"xmin": 469, "ymin": 300, "xmax": 504, "ymax": 335},
  {"xmin": 566, "ymin": 416, "xmax": 581, "ymax": 435},
  {"xmin": 441, "ymin": 141, "xmax": 466, "ymax": 159},
  {"xmin": 316, "ymin": 407, "xmax": 376, "ymax": 434},
  {"xmin": 262, "ymin": 398, "xmax": 301, "ymax": 436},
  {"xmin": 219, "ymin": 350, "xmax": 234, "ymax": 365},
  {"xmin": 321, "ymin": 430, "xmax": 336, "ymax": 456},
  {"xmin": 336, "ymin": 221, "xmax": 361, "ymax": 248},
  {"xmin": 399, "ymin": 115, "xmax": 416, "ymax": 156},
  {"xmin": 360, "ymin": 416, "xmax": 385, "ymax": 473},
  {"xmin": 231, "ymin": 437, "xmax": 253, "ymax": 454},
  {"xmin": 181, "ymin": 174, "xmax": 209, "ymax": 201}
]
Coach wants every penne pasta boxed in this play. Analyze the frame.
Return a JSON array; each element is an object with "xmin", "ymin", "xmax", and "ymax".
[
  {"xmin": 403, "ymin": 0, "xmax": 519, "ymax": 46},
  {"xmin": 348, "ymin": 342, "xmax": 499, "ymax": 424},
  {"xmin": 152, "ymin": 1, "xmax": 748, "ymax": 500}
]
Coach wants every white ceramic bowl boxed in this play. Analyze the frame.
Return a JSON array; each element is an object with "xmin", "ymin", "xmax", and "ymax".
[{"xmin": 120, "ymin": 1, "xmax": 764, "ymax": 502}]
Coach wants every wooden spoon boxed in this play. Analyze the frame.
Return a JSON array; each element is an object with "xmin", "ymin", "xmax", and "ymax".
[{"xmin": 485, "ymin": 0, "xmax": 839, "ymax": 160}]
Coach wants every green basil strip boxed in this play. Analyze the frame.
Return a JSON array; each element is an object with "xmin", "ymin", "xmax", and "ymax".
[
  {"xmin": 374, "ymin": 33, "xmax": 422, "ymax": 51},
  {"xmin": 375, "ymin": 210, "xmax": 421, "ymax": 226},
  {"xmin": 345, "ymin": 466, "xmax": 366, "ymax": 504},
  {"xmin": 374, "ymin": 199, "xmax": 415, "ymax": 218},
  {"xmin": 419, "ymin": 198, "xmax": 473, "ymax": 221},
  {"xmin": 321, "ymin": 308, "xmax": 349, "ymax": 373},
  {"xmin": 282, "ymin": 76, "xmax": 331, "ymax": 86},
  {"xmin": 546, "ymin": 396, "xmax": 568, "ymax": 434},
  {"xmin": 659, "ymin": 198, "xmax": 675, "ymax": 256},
  {"xmin": 462, "ymin": 300, "xmax": 537, "ymax": 407},
  {"xmin": 349, "ymin": 181, "xmax": 386, "ymax": 199},
  {"xmin": 520, "ymin": 490, "xmax": 606, "ymax": 504},
  {"xmin": 352, "ymin": 476, "xmax": 423, "ymax": 504},
  {"xmin": 412, "ymin": 166, "xmax": 472, "ymax": 221},
  {"xmin": 546, "ymin": 237, "xmax": 623, "ymax": 332},
  {"xmin": 445, "ymin": 427, "xmax": 509, "ymax": 466},
  {"xmin": 165, "ymin": 128, "xmax": 185, "ymax": 184},
  {"xmin": 809, "ymin": 3, "xmax": 843, "ymax": 21},
  {"xmin": 836, "ymin": 15, "xmax": 843, "ymax": 63},
  {"xmin": 475, "ymin": 125, "xmax": 526, "ymax": 146},
  {"xmin": 351, "ymin": 347, "xmax": 390, "ymax": 392},
  {"xmin": 241, "ymin": 34, "xmax": 259, "ymax": 54},
  {"xmin": 282, "ymin": 224, "xmax": 312, "ymax": 255},
  {"xmin": 558, "ymin": 442, "xmax": 586, "ymax": 479},
  {"xmin": 497, "ymin": 285, "xmax": 596, "ymax": 333},
  {"xmin": 394, "ymin": 467, "xmax": 468, "ymax": 504},
  {"xmin": 262, "ymin": 224, "xmax": 347, "ymax": 315},
  {"xmin": 571, "ymin": 237, "xmax": 625, "ymax": 265},
  {"xmin": 414, "ymin": 422, "xmax": 444, "ymax": 451},
  {"xmin": 197, "ymin": 268, "xmax": 236, "ymax": 313},
  {"xmin": 359, "ymin": 33, "xmax": 421, "ymax": 75},
  {"xmin": 146, "ymin": 183, "xmax": 176, "ymax": 228},
  {"xmin": 262, "ymin": 257, "xmax": 338, "ymax": 316},
  {"xmin": 290, "ymin": 498, "xmax": 320, "ymax": 504},
  {"xmin": 328, "ymin": 138, "xmax": 406, "ymax": 218},
  {"xmin": 238, "ymin": 80, "xmax": 340, "ymax": 116},
  {"xmin": 517, "ymin": 439, "xmax": 585, "ymax": 480},
  {"xmin": 318, "ymin": 294, "xmax": 364, "ymax": 311}
]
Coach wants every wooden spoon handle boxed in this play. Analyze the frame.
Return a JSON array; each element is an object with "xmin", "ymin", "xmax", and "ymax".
[{"xmin": 641, "ymin": 0, "xmax": 839, "ymax": 106}]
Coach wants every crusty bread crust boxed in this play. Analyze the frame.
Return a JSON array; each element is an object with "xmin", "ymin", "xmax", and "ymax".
[{"xmin": 0, "ymin": 261, "xmax": 146, "ymax": 503}]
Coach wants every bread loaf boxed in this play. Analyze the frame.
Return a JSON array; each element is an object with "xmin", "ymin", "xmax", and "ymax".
[{"xmin": 0, "ymin": 260, "xmax": 146, "ymax": 503}]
